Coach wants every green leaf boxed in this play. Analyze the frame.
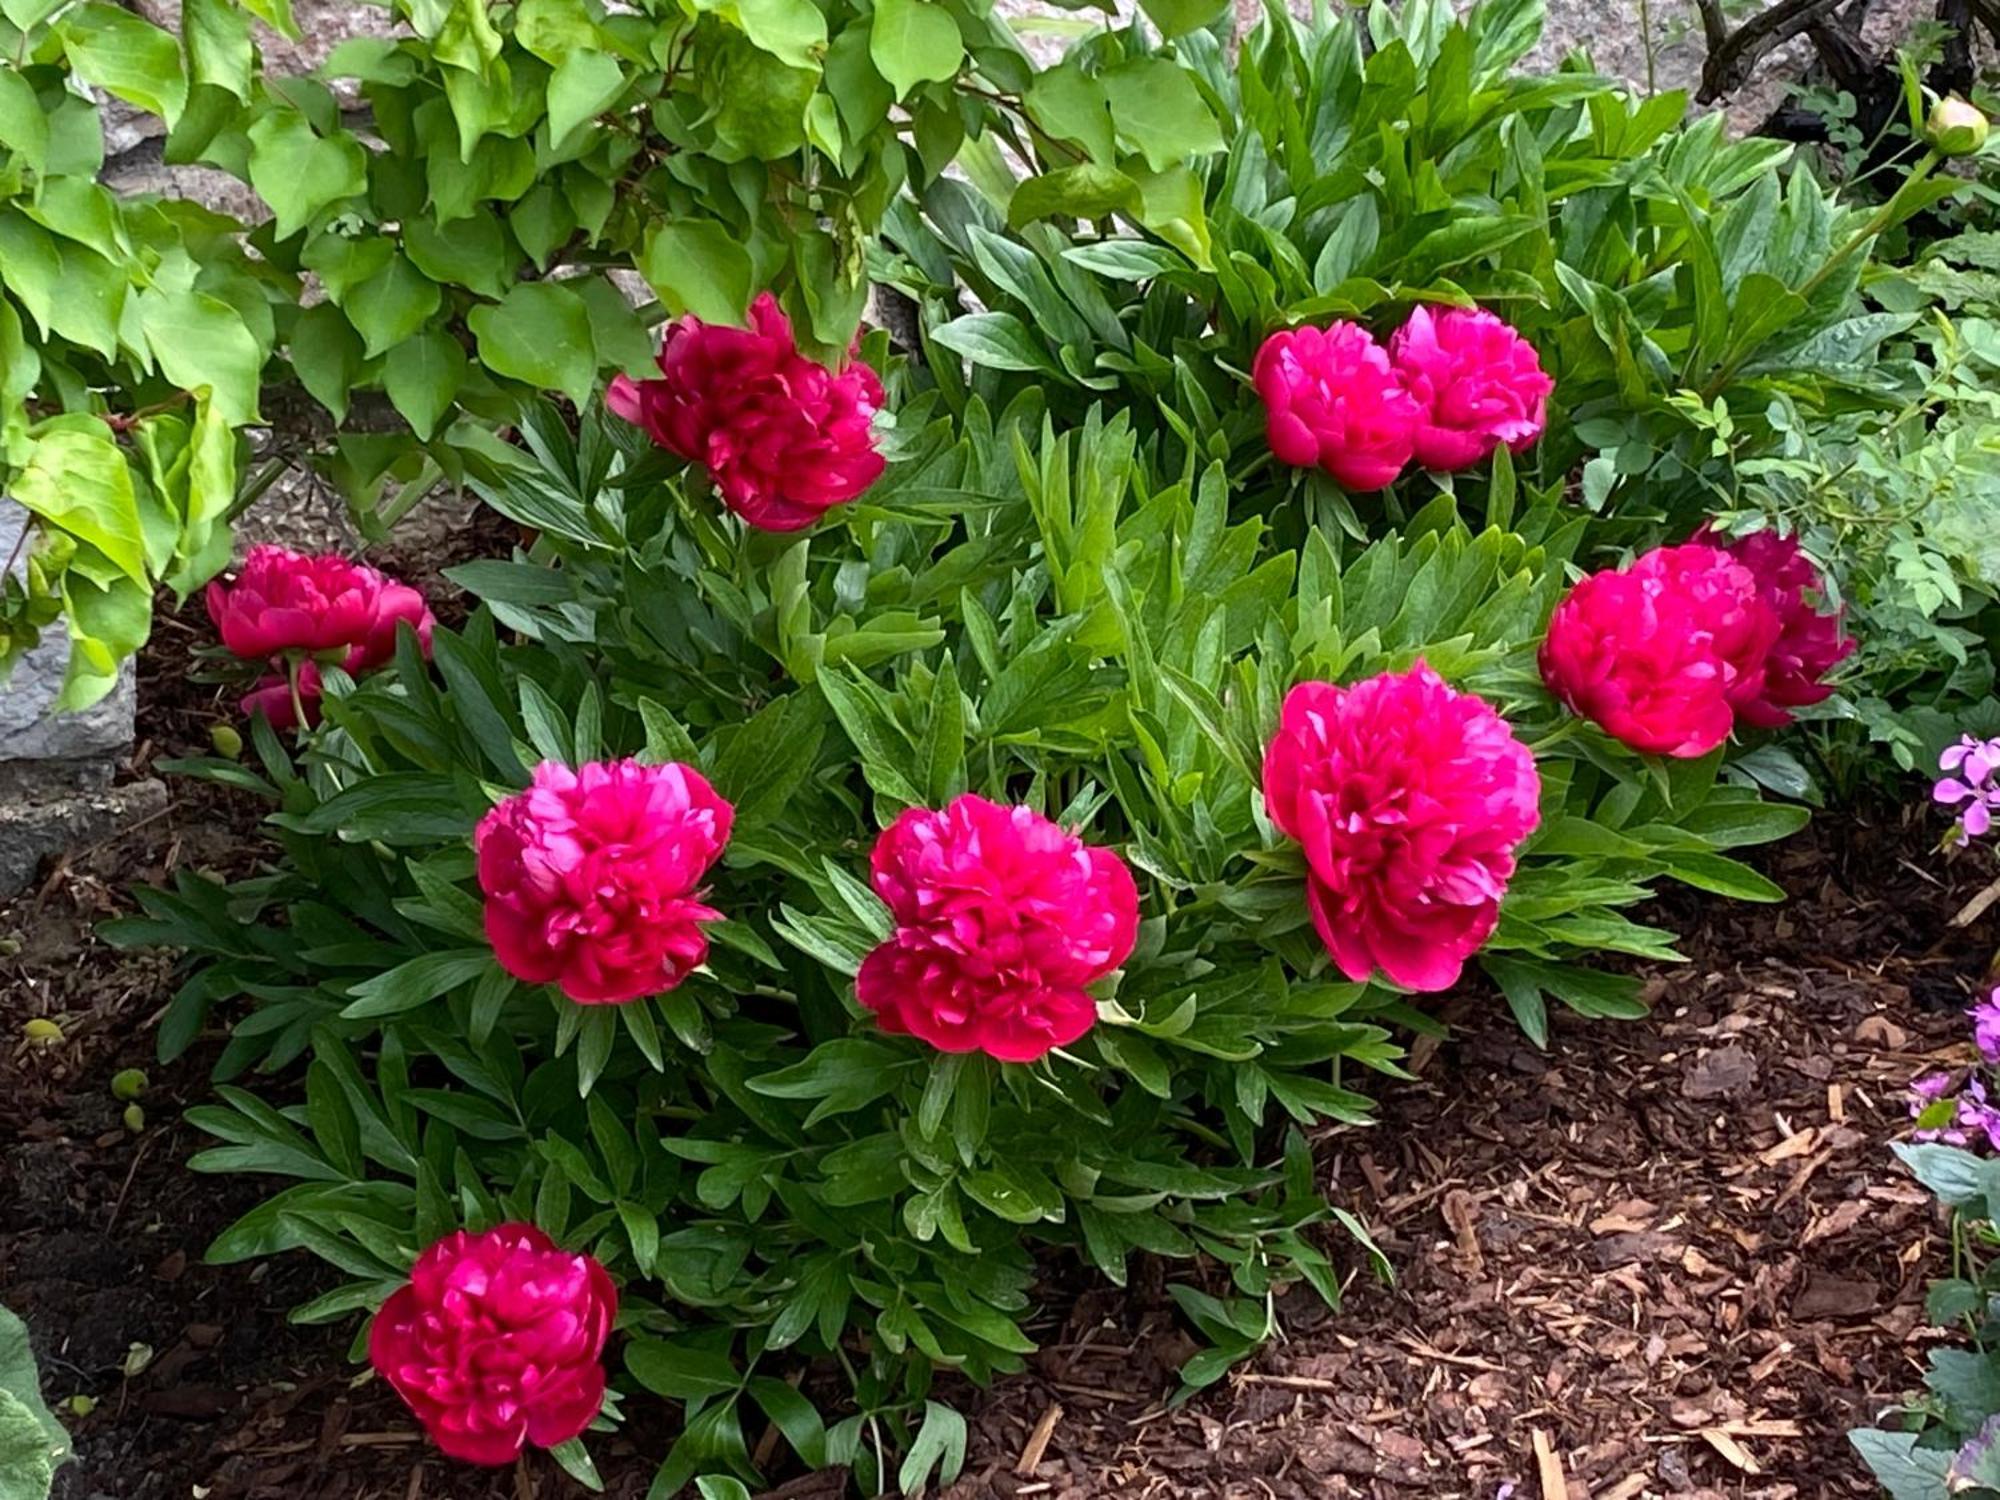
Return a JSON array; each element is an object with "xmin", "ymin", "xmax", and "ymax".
[
  {"xmin": 869, "ymin": 0, "xmax": 962, "ymax": 99},
  {"xmin": 289, "ymin": 303, "xmax": 365, "ymax": 424},
  {"xmin": 1008, "ymin": 165, "xmax": 1143, "ymax": 230},
  {"xmin": 184, "ymin": 0, "xmax": 254, "ymax": 99},
  {"xmin": 1101, "ymin": 58, "xmax": 1224, "ymax": 172},
  {"xmin": 137, "ymin": 289, "xmax": 264, "ymax": 426},
  {"xmin": 710, "ymin": 35, "xmax": 815, "ymax": 160},
  {"xmin": 722, "ymin": 0, "xmax": 827, "ymax": 67},
  {"xmin": 548, "ymin": 1438, "xmax": 605, "ymax": 1493},
  {"xmin": 898, "ymin": 1402, "xmax": 967, "ymax": 1495},
  {"xmin": 344, "ymin": 254, "xmax": 442, "ymax": 361},
  {"xmin": 625, "ymin": 1340, "xmax": 743, "ymax": 1400},
  {"xmin": 467, "ymin": 283, "xmax": 596, "ymax": 407},
  {"xmin": 0, "ymin": 70, "xmax": 50, "ymax": 177},
  {"xmin": 382, "ymin": 330, "xmax": 467, "ymax": 441},
  {"xmin": 340, "ymin": 951, "xmax": 494, "ymax": 1020},
  {"xmin": 640, "ymin": 221, "xmax": 753, "ymax": 326},
  {"xmin": 546, "ymin": 48, "xmax": 624, "ymax": 145},
  {"xmin": 0, "ymin": 1305, "xmax": 70, "ymax": 1476},
  {"xmin": 58, "ymin": 3, "xmax": 188, "ymax": 125},
  {"xmin": 1659, "ymin": 851, "xmax": 1786, "ymax": 902},
  {"xmin": 248, "ymin": 110, "xmax": 369, "ymax": 239},
  {"xmin": 1134, "ymin": 0, "xmax": 1228, "ymax": 36},
  {"xmin": 1024, "ymin": 62, "xmax": 1114, "ymax": 164},
  {"xmin": 14, "ymin": 427, "xmax": 146, "ymax": 585},
  {"xmin": 1850, "ymin": 1429, "xmax": 1952, "ymax": 1500},
  {"xmin": 403, "ymin": 210, "xmax": 514, "ymax": 300},
  {"xmin": 930, "ymin": 311, "xmax": 1062, "ymax": 375}
]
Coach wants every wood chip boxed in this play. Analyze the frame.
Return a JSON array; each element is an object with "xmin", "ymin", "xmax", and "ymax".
[
  {"xmin": 1828, "ymin": 1082, "xmax": 1846, "ymax": 1123},
  {"xmin": 1700, "ymin": 1427, "xmax": 1763, "ymax": 1473},
  {"xmin": 1597, "ymin": 1476, "xmax": 1651, "ymax": 1500},
  {"xmin": 1532, "ymin": 1428, "xmax": 1568, "ymax": 1500},
  {"xmin": 1014, "ymin": 1402, "xmax": 1062, "ymax": 1476},
  {"xmin": 1758, "ymin": 1127, "xmax": 1819, "ymax": 1165}
]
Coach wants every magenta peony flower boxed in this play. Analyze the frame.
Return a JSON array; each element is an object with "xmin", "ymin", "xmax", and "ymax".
[
  {"xmin": 1700, "ymin": 527, "xmax": 1854, "ymax": 728},
  {"xmin": 606, "ymin": 291, "xmax": 886, "ymax": 532},
  {"xmin": 855, "ymin": 794, "xmax": 1140, "ymax": 1062},
  {"xmin": 206, "ymin": 544, "xmax": 393, "ymax": 661},
  {"xmin": 1252, "ymin": 321, "xmax": 1421, "ymax": 492},
  {"xmin": 241, "ymin": 662, "xmax": 322, "ymax": 731},
  {"xmin": 1388, "ymin": 305, "xmax": 1553, "ymax": 471},
  {"xmin": 1938, "ymin": 735, "xmax": 2000, "ymax": 845},
  {"xmin": 368, "ymin": 1223, "xmax": 617, "ymax": 1465},
  {"xmin": 1262, "ymin": 664, "xmax": 1541, "ymax": 993},
  {"xmin": 1539, "ymin": 543, "xmax": 1779, "ymax": 758},
  {"xmin": 475, "ymin": 759, "xmax": 734, "ymax": 1005}
]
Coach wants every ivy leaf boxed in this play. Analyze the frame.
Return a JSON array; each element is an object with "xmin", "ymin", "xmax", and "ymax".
[
  {"xmin": 545, "ymin": 49, "xmax": 624, "ymax": 145},
  {"xmin": 640, "ymin": 220, "xmax": 753, "ymax": 326},
  {"xmin": 344, "ymin": 254, "xmax": 442, "ymax": 360},
  {"xmin": 58, "ymin": 3, "xmax": 189, "ymax": 125},
  {"xmin": 1007, "ymin": 165, "xmax": 1143, "ymax": 230},
  {"xmin": 467, "ymin": 283, "xmax": 597, "ymax": 407},
  {"xmin": 288, "ymin": 304, "xmax": 365, "ymax": 424},
  {"xmin": 1101, "ymin": 58, "xmax": 1224, "ymax": 172},
  {"xmin": 137, "ymin": 288, "xmax": 264, "ymax": 425},
  {"xmin": 14, "ymin": 426, "xmax": 147, "ymax": 585},
  {"xmin": 868, "ymin": 0, "xmax": 962, "ymax": 100},
  {"xmin": 1135, "ymin": 0, "xmax": 1228, "ymax": 37},
  {"xmin": 183, "ymin": 0, "xmax": 254, "ymax": 99},
  {"xmin": 0, "ymin": 69, "xmax": 49, "ymax": 177},
  {"xmin": 1024, "ymin": 62, "xmax": 1114, "ymax": 164},
  {"xmin": 711, "ymin": 36, "xmax": 815, "ymax": 160},
  {"xmin": 721, "ymin": 0, "xmax": 827, "ymax": 68},
  {"xmin": 247, "ymin": 109, "xmax": 368, "ymax": 240},
  {"xmin": 382, "ymin": 330, "xmax": 468, "ymax": 441}
]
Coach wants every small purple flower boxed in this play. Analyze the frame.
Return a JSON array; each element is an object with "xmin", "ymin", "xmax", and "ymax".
[
  {"xmin": 1913, "ymin": 1071, "xmax": 1956, "ymax": 1102},
  {"xmin": 1912, "ymin": 1072, "xmax": 1970, "ymax": 1143},
  {"xmin": 1937, "ymin": 734, "xmax": 2000, "ymax": 846},
  {"xmin": 1975, "ymin": 987, "xmax": 2000, "ymax": 1066}
]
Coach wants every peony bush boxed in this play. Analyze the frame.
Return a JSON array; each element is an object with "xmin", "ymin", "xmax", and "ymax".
[{"xmin": 93, "ymin": 0, "xmax": 1927, "ymax": 1492}]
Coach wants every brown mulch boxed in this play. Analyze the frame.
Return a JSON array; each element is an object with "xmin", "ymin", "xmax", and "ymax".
[{"xmin": 6, "ymin": 545, "xmax": 1997, "ymax": 1499}]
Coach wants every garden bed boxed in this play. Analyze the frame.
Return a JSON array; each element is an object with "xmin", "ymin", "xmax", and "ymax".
[{"xmin": 3, "ymin": 598, "xmax": 1986, "ymax": 1500}]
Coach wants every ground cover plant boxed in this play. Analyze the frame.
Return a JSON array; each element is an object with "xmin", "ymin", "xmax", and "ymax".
[{"xmin": 7, "ymin": 0, "xmax": 1990, "ymax": 1493}]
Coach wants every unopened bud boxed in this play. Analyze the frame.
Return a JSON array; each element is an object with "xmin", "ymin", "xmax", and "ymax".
[
  {"xmin": 210, "ymin": 723, "xmax": 243, "ymax": 759},
  {"xmin": 22, "ymin": 1018, "xmax": 62, "ymax": 1045},
  {"xmin": 1928, "ymin": 96, "xmax": 1990, "ymax": 157}
]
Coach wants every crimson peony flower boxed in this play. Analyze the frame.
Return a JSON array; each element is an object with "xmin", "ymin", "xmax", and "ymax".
[
  {"xmin": 1388, "ymin": 305, "xmax": 1553, "ymax": 471},
  {"xmin": 1700, "ymin": 526, "xmax": 1854, "ymax": 728},
  {"xmin": 206, "ymin": 544, "xmax": 391, "ymax": 661},
  {"xmin": 368, "ymin": 1222, "xmax": 617, "ymax": 1465},
  {"xmin": 856, "ymin": 794, "xmax": 1140, "ymax": 1062},
  {"xmin": 1252, "ymin": 321, "xmax": 1421, "ymax": 491},
  {"xmin": 475, "ymin": 759, "xmax": 734, "ymax": 1005},
  {"xmin": 349, "ymin": 578, "xmax": 436, "ymax": 672},
  {"xmin": 1539, "ymin": 543, "xmax": 1779, "ymax": 758},
  {"xmin": 606, "ymin": 291, "xmax": 886, "ymax": 532},
  {"xmin": 1262, "ymin": 665, "xmax": 1541, "ymax": 993},
  {"xmin": 241, "ymin": 662, "xmax": 322, "ymax": 731}
]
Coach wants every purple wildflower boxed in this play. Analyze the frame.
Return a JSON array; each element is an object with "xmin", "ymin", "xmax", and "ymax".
[
  {"xmin": 1936, "ymin": 734, "xmax": 2000, "ymax": 845},
  {"xmin": 1912, "ymin": 1072, "xmax": 1970, "ymax": 1144},
  {"xmin": 1975, "ymin": 987, "xmax": 2000, "ymax": 1066}
]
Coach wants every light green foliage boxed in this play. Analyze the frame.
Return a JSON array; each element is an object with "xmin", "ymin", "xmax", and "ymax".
[
  {"xmin": 0, "ymin": 0, "xmax": 1014, "ymax": 701},
  {"xmin": 0, "ymin": 1306, "xmax": 69, "ymax": 1500}
]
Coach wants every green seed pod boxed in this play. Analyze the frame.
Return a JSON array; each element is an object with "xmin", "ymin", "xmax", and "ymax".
[
  {"xmin": 111, "ymin": 1068, "xmax": 148, "ymax": 1101},
  {"xmin": 210, "ymin": 723, "xmax": 244, "ymax": 760},
  {"xmin": 123, "ymin": 1103, "xmax": 146, "ymax": 1133},
  {"xmin": 22, "ymin": 1018, "xmax": 62, "ymax": 1045}
]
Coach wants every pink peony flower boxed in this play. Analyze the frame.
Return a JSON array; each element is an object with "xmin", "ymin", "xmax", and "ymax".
[
  {"xmin": 475, "ymin": 759, "xmax": 734, "ymax": 1005},
  {"xmin": 349, "ymin": 578, "xmax": 436, "ymax": 673},
  {"xmin": 368, "ymin": 1223, "xmax": 617, "ymax": 1465},
  {"xmin": 206, "ymin": 545, "xmax": 391, "ymax": 661},
  {"xmin": 1700, "ymin": 527, "xmax": 1854, "ymax": 728},
  {"xmin": 1262, "ymin": 664, "xmax": 1541, "ymax": 993},
  {"xmin": 855, "ymin": 794, "xmax": 1140, "ymax": 1062},
  {"xmin": 606, "ymin": 291, "xmax": 886, "ymax": 532},
  {"xmin": 241, "ymin": 662, "xmax": 323, "ymax": 731},
  {"xmin": 1252, "ymin": 321, "xmax": 1421, "ymax": 491},
  {"xmin": 1539, "ymin": 543, "xmax": 1779, "ymax": 758},
  {"xmin": 1388, "ymin": 305, "xmax": 1554, "ymax": 471}
]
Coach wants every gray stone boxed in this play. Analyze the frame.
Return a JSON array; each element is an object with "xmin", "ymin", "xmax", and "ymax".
[
  {"xmin": 0, "ymin": 779, "xmax": 168, "ymax": 899},
  {"xmin": 0, "ymin": 501, "xmax": 154, "ymax": 897}
]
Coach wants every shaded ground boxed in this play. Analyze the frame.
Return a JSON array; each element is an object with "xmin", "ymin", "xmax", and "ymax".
[{"xmin": 4, "ymin": 596, "xmax": 1994, "ymax": 1500}]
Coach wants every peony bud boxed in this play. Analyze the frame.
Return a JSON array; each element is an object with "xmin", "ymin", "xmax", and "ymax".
[
  {"xmin": 209, "ymin": 723, "xmax": 244, "ymax": 759},
  {"xmin": 1928, "ymin": 96, "xmax": 1990, "ymax": 157}
]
